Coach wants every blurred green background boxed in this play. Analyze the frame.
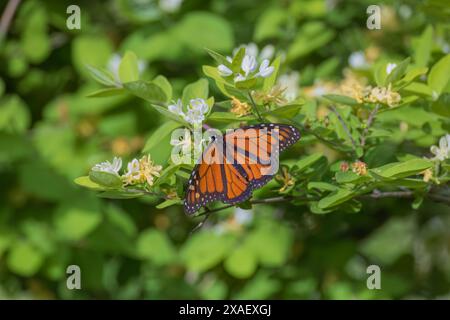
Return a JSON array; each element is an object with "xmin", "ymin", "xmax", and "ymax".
[{"xmin": 0, "ymin": 0, "xmax": 449, "ymax": 299}]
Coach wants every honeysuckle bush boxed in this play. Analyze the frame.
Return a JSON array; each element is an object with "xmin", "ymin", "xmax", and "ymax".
[{"xmin": 0, "ymin": 0, "xmax": 449, "ymax": 299}]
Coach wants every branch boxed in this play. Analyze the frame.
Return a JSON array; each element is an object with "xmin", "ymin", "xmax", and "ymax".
[
  {"xmin": 194, "ymin": 188, "xmax": 450, "ymax": 218},
  {"xmin": 190, "ymin": 208, "xmax": 211, "ymax": 233},
  {"xmin": 360, "ymin": 104, "xmax": 380, "ymax": 148},
  {"xmin": 248, "ymin": 91, "xmax": 263, "ymax": 121},
  {"xmin": 330, "ymin": 105, "xmax": 358, "ymax": 152},
  {"xmin": 0, "ymin": 0, "xmax": 21, "ymax": 45}
]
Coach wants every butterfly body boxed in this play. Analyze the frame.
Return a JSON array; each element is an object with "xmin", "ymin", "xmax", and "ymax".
[{"xmin": 184, "ymin": 123, "xmax": 300, "ymax": 214}]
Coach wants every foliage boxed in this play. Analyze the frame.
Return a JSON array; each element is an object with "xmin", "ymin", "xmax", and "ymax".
[{"xmin": 0, "ymin": 0, "xmax": 449, "ymax": 299}]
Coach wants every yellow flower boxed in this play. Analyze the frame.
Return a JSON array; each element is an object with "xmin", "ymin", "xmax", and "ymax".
[
  {"xmin": 123, "ymin": 155, "xmax": 162, "ymax": 186},
  {"xmin": 252, "ymin": 85, "xmax": 288, "ymax": 105},
  {"xmin": 339, "ymin": 70, "xmax": 369, "ymax": 103},
  {"xmin": 352, "ymin": 161, "xmax": 368, "ymax": 176},
  {"xmin": 230, "ymin": 96, "xmax": 252, "ymax": 117},
  {"xmin": 421, "ymin": 169, "xmax": 433, "ymax": 182},
  {"xmin": 139, "ymin": 154, "xmax": 162, "ymax": 186},
  {"xmin": 367, "ymin": 84, "xmax": 401, "ymax": 107},
  {"xmin": 275, "ymin": 166, "xmax": 296, "ymax": 192}
]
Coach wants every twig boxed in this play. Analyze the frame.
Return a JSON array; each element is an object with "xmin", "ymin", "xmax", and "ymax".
[
  {"xmin": 196, "ymin": 195, "xmax": 296, "ymax": 217},
  {"xmin": 190, "ymin": 208, "xmax": 212, "ymax": 234},
  {"xmin": 0, "ymin": 0, "xmax": 21, "ymax": 45},
  {"xmin": 248, "ymin": 91, "xmax": 263, "ymax": 121},
  {"xmin": 300, "ymin": 124, "xmax": 353, "ymax": 156},
  {"xmin": 360, "ymin": 104, "xmax": 380, "ymax": 147},
  {"xmin": 194, "ymin": 188, "xmax": 450, "ymax": 218},
  {"xmin": 330, "ymin": 105, "xmax": 358, "ymax": 152}
]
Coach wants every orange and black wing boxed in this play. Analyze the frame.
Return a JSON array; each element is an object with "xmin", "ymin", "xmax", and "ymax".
[
  {"xmin": 184, "ymin": 123, "xmax": 300, "ymax": 214},
  {"xmin": 224, "ymin": 123, "xmax": 300, "ymax": 190}
]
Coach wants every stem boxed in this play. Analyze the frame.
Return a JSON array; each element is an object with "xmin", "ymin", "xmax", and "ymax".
[
  {"xmin": 248, "ymin": 91, "xmax": 263, "ymax": 121},
  {"xmin": 194, "ymin": 188, "xmax": 450, "ymax": 217},
  {"xmin": 360, "ymin": 104, "xmax": 380, "ymax": 148},
  {"xmin": 190, "ymin": 209, "xmax": 211, "ymax": 233},
  {"xmin": 330, "ymin": 105, "xmax": 358, "ymax": 152},
  {"xmin": 0, "ymin": 0, "xmax": 21, "ymax": 45}
]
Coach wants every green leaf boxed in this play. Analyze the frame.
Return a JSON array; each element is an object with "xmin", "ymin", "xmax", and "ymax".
[
  {"xmin": 85, "ymin": 65, "xmax": 118, "ymax": 87},
  {"xmin": 263, "ymin": 104, "xmax": 302, "ymax": 119},
  {"xmin": 235, "ymin": 78, "xmax": 257, "ymax": 89},
  {"xmin": 143, "ymin": 121, "xmax": 183, "ymax": 153},
  {"xmin": 254, "ymin": 7, "xmax": 287, "ymax": 41},
  {"xmin": 181, "ymin": 231, "xmax": 235, "ymax": 272},
  {"xmin": 7, "ymin": 241, "xmax": 44, "ymax": 276},
  {"xmin": 175, "ymin": 12, "xmax": 234, "ymax": 53},
  {"xmin": 153, "ymin": 75, "xmax": 172, "ymax": 102},
  {"xmin": 150, "ymin": 104, "xmax": 189, "ymax": 125},
  {"xmin": 182, "ymin": 78, "xmax": 209, "ymax": 106},
  {"xmin": 87, "ymin": 87, "xmax": 125, "ymax": 98},
  {"xmin": 98, "ymin": 190, "xmax": 144, "ymax": 199},
  {"xmin": 318, "ymin": 188, "xmax": 354, "ymax": 209},
  {"xmin": 431, "ymin": 93, "xmax": 450, "ymax": 117},
  {"xmin": 204, "ymin": 48, "xmax": 231, "ymax": 67},
  {"xmin": 413, "ymin": 25, "xmax": 433, "ymax": 68},
  {"xmin": 224, "ymin": 246, "xmax": 257, "ymax": 279},
  {"xmin": 395, "ymin": 67, "xmax": 428, "ymax": 89},
  {"xmin": 136, "ymin": 229, "xmax": 177, "ymax": 265},
  {"xmin": 385, "ymin": 57, "xmax": 410, "ymax": 85},
  {"xmin": 123, "ymin": 80, "xmax": 167, "ymax": 104},
  {"xmin": 360, "ymin": 216, "xmax": 415, "ymax": 265},
  {"xmin": 370, "ymin": 159, "xmax": 432, "ymax": 179},
  {"xmin": 203, "ymin": 65, "xmax": 227, "ymax": 83},
  {"xmin": 72, "ymin": 35, "xmax": 113, "ymax": 77},
  {"xmin": 245, "ymin": 221, "xmax": 293, "ymax": 267},
  {"xmin": 54, "ymin": 198, "xmax": 102, "ymax": 241},
  {"xmin": 231, "ymin": 47, "xmax": 246, "ymax": 73},
  {"xmin": 293, "ymin": 153, "xmax": 324, "ymax": 172},
  {"xmin": 156, "ymin": 199, "xmax": 182, "ymax": 209},
  {"xmin": 0, "ymin": 95, "xmax": 30, "ymax": 134},
  {"xmin": 263, "ymin": 56, "xmax": 282, "ymax": 92},
  {"xmin": 208, "ymin": 112, "xmax": 255, "ymax": 122},
  {"xmin": 308, "ymin": 182, "xmax": 339, "ymax": 192},
  {"xmin": 118, "ymin": 51, "xmax": 140, "ymax": 83},
  {"xmin": 287, "ymin": 22, "xmax": 334, "ymax": 61},
  {"xmin": 74, "ymin": 176, "xmax": 106, "ymax": 191},
  {"xmin": 89, "ymin": 170, "xmax": 122, "ymax": 188},
  {"xmin": 403, "ymin": 82, "xmax": 433, "ymax": 97},
  {"xmin": 323, "ymin": 94, "xmax": 358, "ymax": 106},
  {"xmin": 428, "ymin": 54, "xmax": 450, "ymax": 96},
  {"xmin": 335, "ymin": 171, "xmax": 371, "ymax": 184}
]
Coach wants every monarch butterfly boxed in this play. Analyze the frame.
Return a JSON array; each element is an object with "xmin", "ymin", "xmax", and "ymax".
[{"xmin": 184, "ymin": 123, "xmax": 300, "ymax": 214}]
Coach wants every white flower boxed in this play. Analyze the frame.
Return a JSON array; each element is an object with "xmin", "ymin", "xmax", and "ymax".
[
  {"xmin": 168, "ymin": 99, "xmax": 184, "ymax": 116},
  {"xmin": 234, "ymin": 73, "xmax": 246, "ymax": 82},
  {"xmin": 348, "ymin": 51, "xmax": 368, "ymax": 69},
  {"xmin": 92, "ymin": 157, "xmax": 122, "ymax": 176},
  {"xmin": 386, "ymin": 63, "xmax": 397, "ymax": 75},
  {"xmin": 234, "ymin": 208, "xmax": 253, "ymax": 225},
  {"xmin": 184, "ymin": 98, "xmax": 209, "ymax": 125},
  {"xmin": 159, "ymin": 0, "xmax": 183, "ymax": 13},
  {"xmin": 430, "ymin": 134, "xmax": 450, "ymax": 161},
  {"xmin": 218, "ymin": 64, "xmax": 233, "ymax": 76},
  {"xmin": 108, "ymin": 53, "xmax": 147, "ymax": 84},
  {"xmin": 256, "ymin": 59, "xmax": 274, "ymax": 78},
  {"xmin": 233, "ymin": 43, "xmax": 258, "ymax": 58},
  {"xmin": 124, "ymin": 158, "xmax": 141, "ymax": 180},
  {"xmin": 242, "ymin": 55, "xmax": 257, "ymax": 77},
  {"xmin": 277, "ymin": 71, "xmax": 300, "ymax": 102},
  {"xmin": 170, "ymin": 128, "xmax": 191, "ymax": 151},
  {"xmin": 260, "ymin": 45, "xmax": 275, "ymax": 61}
]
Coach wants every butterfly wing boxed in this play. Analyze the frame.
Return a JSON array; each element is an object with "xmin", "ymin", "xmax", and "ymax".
[
  {"xmin": 184, "ymin": 123, "xmax": 300, "ymax": 214},
  {"xmin": 224, "ymin": 123, "xmax": 300, "ymax": 190},
  {"xmin": 184, "ymin": 140, "xmax": 227, "ymax": 214}
]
